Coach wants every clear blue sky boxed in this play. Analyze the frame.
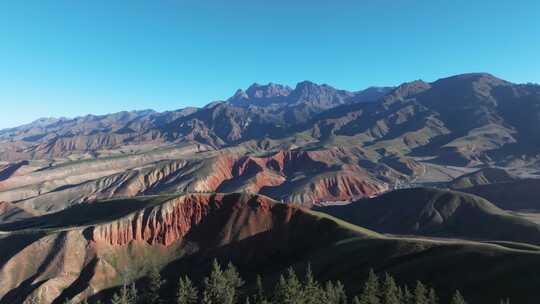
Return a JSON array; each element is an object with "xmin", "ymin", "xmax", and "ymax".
[{"xmin": 1, "ymin": 0, "xmax": 539, "ymax": 129}]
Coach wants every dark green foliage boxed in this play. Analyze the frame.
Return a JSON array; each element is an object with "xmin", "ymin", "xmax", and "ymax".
[
  {"xmin": 110, "ymin": 282, "xmax": 137, "ymax": 304},
  {"xmin": 202, "ymin": 259, "xmax": 244, "ymax": 304},
  {"xmin": 202, "ymin": 260, "xmax": 227, "ymax": 304},
  {"xmin": 142, "ymin": 265, "xmax": 165, "ymax": 304},
  {"xmin": 253, "ymin": 275, "xmax": 270, "ymax": 304},
  {"xmin": 224, "ymin": 262, "xmax": 245, "ymax": 303},
  {"xmin": 177, "ymin": 275, "xmax": 198, "ymax": 304},
  {"xmin": 402, "ymin": 286, "xmax": 413, "ymax": 304},
  {"xmin": 324, "ymin": 280, "xmax": 347, "ymax": 304},
  {"xmin": 428, "ymin": 288, "xmax": 438, "ymax": 304},
  {"xmin": 98, "ymin": 261, "xmax": 472, "ymax": 304},
  {"xmin": 414, "ymin": 281, "xmax": 428, "ymax": 304},
  {"xmin": 380, "ymin": 273, "xmax": 399, "ymax": 304},
  {"xmin": 303, "ymin": 264, "xmax": 325, "ymax": 304},
  {"xmin": 450, "ymin": 290, "xmax": 467, "ymax": 304},
  {"xmin": 273, "ymin": 268, "xmax": 304, "ymax": 304},
  {"xmin": 357, "ymin": 269, "xmax": 380, "ymax": 304}
]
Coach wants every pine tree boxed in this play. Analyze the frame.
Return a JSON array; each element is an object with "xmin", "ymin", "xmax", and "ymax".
[
  {"xmin": 331, "ymin": 281, "xmax": 347, "ymax": 304},
  {"xmin": 413, "ymin": 281, "xmax": 428, "ymax": 304},
  {"xmin": 202, "ymin": 260, "xmax": 227, "ymax": 304},
  {"xmin": 450, "ymin": 290, "xmax": 467, "ymax": 304},
  {"xmin": 396, "ymin": 286, "xmax": 404, "ymax": 303},
  {"xmin": 273, "ymin": 268, "xmax": 304, "ymax": 304},
  {"xmin": 253, "ymin": 275, "xmax": 270, "ymax": 304},
  {"xmin": 402, "ymin": 286, "xmax": 413, "ymax": 304},
  {"xmin": 358, "ymin": 269, "xmax": 380, "ymax": 304},
  {"xmin": 273, "ymin": 275, "xmax": 288, "ymax": 304},
  {"xmin": 110, "ymin": 281, "xmax": 137, "ymax": 304},
  {"xmin": 322, "ymin": 281, "xmax": 335, "ymax": 304},
  {"xmin": 177, "ymin": 275, "xmax": 198, "ymax": 304},
  {"xmin": 203, "ymin": 259, "xmax": 243, "ymax": 304},
  {"xmin": 427, "ymin": 288, "xmax": 438, "ymax": 304},
  {"xmin": 303, "ymin": 264, "xmax": 323, "ymax": 304},
  {"xmin": 352, "ymin": 296, "xmax": 361, "ymax": 304},
  {"xmin": 143, "ymin": 265, "xmax": 165, "ymax": 304},
  {"xmin": 380, "ymin": 273, "xmax": 399, "ymax": 304},
  {"xmin": 223, "ymin": 262, "xmax": 245, "ymax": 304}
]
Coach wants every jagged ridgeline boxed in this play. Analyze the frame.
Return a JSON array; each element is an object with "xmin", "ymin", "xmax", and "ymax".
[{"xmin": 2, "ymin": 73, "xmax": 540, "ymax": 168}]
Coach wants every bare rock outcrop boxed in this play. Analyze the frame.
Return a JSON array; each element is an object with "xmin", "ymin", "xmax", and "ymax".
[{"xmin": 89, "ymin": 193, "xmax": 221, "ymax": 246}]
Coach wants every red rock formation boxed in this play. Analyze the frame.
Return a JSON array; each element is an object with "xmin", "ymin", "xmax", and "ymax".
[
  {"xmin": 203, "ymin": 148, "xmax": 386, "ymax": 204},
  {"xmin": 88, "ymin": 193, "xmax": 277, "ymax": 247},
  {"xmin": 0, "ymin": 147, "xmax": 388, "ymax": 213},
  {"xmin": 90, "ymin": 194, "xmax": 212, "ymax": 246}
]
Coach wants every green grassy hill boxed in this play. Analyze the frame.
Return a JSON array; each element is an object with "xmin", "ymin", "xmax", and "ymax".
[
  {"xmin": 449, "ymin": 167, "xmax": 515, "ymax": 189},
  {"xmin": 320, "ymin": 187, "xmax": 540, "ymax": 244}
]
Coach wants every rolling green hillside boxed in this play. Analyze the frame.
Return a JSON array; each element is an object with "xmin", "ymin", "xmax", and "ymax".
[{"xmin": 320, "ymin": 187, "xmax": 540, "ymax": 244}]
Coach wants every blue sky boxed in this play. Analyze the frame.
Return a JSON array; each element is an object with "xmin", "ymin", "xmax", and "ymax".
[{"xmin": 0, "ymin": 0, "xmax": 538, "ymax": 129}]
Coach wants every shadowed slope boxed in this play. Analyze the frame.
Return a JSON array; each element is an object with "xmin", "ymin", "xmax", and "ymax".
[
  {"xmin": 461, "ymin": 178, "xmax": 540, "ymax": 211},
  {"xmin": 0, "ymin": 193, "xmax": 377, "ymax": 303},
  {"xmin": 320, "ymin": 187, "xmax": 540, "ymax": 244},
  {"xmin": 2, "ymin": 192, "xmax": 540, "ymax": 303},
  {"xmin": 449, "ymin": 167, "xmax": 516, "ymax": 189},
  {"xmin": 0, "ymin": 201, "xmax": 39, "ymax": 223}
]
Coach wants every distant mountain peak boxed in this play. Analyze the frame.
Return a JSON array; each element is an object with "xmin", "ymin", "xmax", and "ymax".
[
  {"xmin": 227, "ymin": 83, "xmax": 292, "ymax": 104},
  {"xmin": 231, "ymin": 89, "xmax": 249, "ymax": 100},
  {"xmin": 392, "ymin": 79, "xmax": 431, "ymax": 97},
  {"xmin": 294, "ymin": 80, "xmax": 331, "ymax": 91},
  {"xmin": 444, "ymin": 72, "xmax": 497, "ymax": 80},
  {"xmin": 245, "ymin": 82, "xmax": 292, "ymax": 99},
  {"xmin": 290, "ymin": 81, "xmax": 341, "ymax": 97},
  {"xmin": 433, "ymin": 72, "xmax": 508, "ymax": 86}
]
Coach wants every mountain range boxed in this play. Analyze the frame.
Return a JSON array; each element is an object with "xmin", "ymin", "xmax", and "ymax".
[
  {"xmin": 2, "ymin": 72, "xmax": 540, "ymax": 303},
  {"xmin": 2, "ymin": 73, "xmax": 539, "ymax": 166}
]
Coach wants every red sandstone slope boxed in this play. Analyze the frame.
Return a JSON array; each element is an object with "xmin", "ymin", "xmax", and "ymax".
[
  {"xmin": 87, "ymin": 193, "xmax": 285, "ymax": 247},
  {"xmin": 209, "ymin": 149, "xmax": 388, "ymax": 204},
  {"xmin": 2, "ymin": 193, "xmax": 540, "ymax": 303},
  {"xmin": 0, "ymin": 148, "xmax": 393, "ymax": 215},
  {"xmin": 0, "ymin": 192, "xmax": 368, "ymax": 303}
]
